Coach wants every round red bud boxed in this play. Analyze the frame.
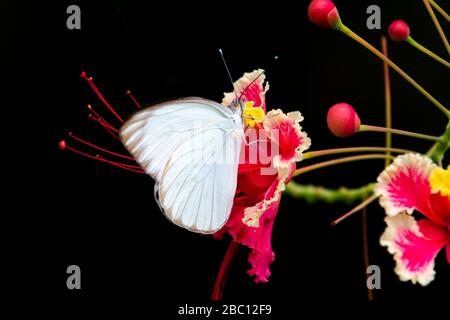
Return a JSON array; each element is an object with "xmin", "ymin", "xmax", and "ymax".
[
  {"xmin": 327, "ymin": 103, "xmax": 361, "ymax": 137},
  {"xmin": 388, "ymin": 20, "xmax": 410, "ymax": 42},
  {"xmin": 308, "ymin": 0, "xmax": 340, "ymax": 28}
]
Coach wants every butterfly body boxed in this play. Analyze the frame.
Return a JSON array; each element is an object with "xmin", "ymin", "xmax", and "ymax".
[{"xmin": 228, "ymin": 99, "xmax": 246, "ymax": 125}]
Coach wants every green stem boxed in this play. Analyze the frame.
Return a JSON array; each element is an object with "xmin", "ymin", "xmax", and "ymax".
[
  {"xmin": 381, "ymin": 37, "xmax": 392, "ymax": 167},
  {"xmin": 293, "ymin": 154, "xmax": 393, "ymax": 177},
  {"xmin": 284, "ymin": 182, "xmax": 375, "ymax": 205},
  {"xmin": 422, "ymin": 0, "xmax": 450, "ymax": 56},
  {"xmin": 427, "ymin": 120, "xmax": 450, "ymax": 163},
  {"xmin": 407, "ymin": 36, "xmax": 450, "ymax": 67},
  {"xmin": 360, "ymin": 124, "xmax": 443, "ymax": 142},
  {"xmin": 303, "ymin": 147, "xmax": 411, "ymax": 160},
  {"xmin": 428, "ymin": 0, "xmax": 450, "ymax": 22},
  {"xmin": 335, "ymin": 21, "xmax": 450, "ymax": 118}
]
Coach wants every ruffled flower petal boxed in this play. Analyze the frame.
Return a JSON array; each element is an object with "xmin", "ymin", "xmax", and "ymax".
[
  {"xmin": 216, "ymin": 71, "xmax": 310, "ymax": 284},
  {"xmin": 247, "ymin": 202, "xmax": 278, "ymax": 283},
  {"xmin": 215, "ymin": 111, "xmax": 308, "ymax": 282},
  {"xmin": 239, "ymin": 108, "xmax": 310, "ymax": 228},
  {"xmin": 222, "ymin": 69, "xmax": 269, "ymax": 112},
  {"xmin": 214, "ymin": 187, "xmax": 280, "ymax": 283},
  {"xmin": 380, "ymin": 213, "xmax": 450, "ymax": 286},
  {"xmin": 263, "ymin": 110, "xmax": 311, "ymax": 169},
  {"xmin": 242, "ymin": 166, "xmax": 291, "ymax": 228},
  {"xmin": 375, "ymin": 154, "xmax": 442, "ymax": 222}
]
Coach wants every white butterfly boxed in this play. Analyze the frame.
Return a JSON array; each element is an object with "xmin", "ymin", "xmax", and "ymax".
[{"xmin": 119, "ymin": 97, "xmax": 244, "ymax": 234}]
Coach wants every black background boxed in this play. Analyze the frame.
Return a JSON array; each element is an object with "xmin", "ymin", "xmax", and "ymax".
[{"xmin": 4, "ymin": 0, "xmax": 450, "ymax": 312}]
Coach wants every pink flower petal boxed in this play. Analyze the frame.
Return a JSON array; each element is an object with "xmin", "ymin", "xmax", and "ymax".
[
  {"xmin": 214, "ymin": 200, "xmax": 279, "ymax": 283},
  {"xmin": 263, "ymin": 110, "xmax": 311, "ymax": 168},
  {"xmin": 380, "ymin": 213, "xmax": 450, "ymax": 286},
  {"xmin": 216, "ymin": 71, "xmax": 311, "ymax": 284},
  {"xmin": 375, "ymin": 154, "xmax": 447, "ymax": 225},
  {"xmin": 237, "ymin": 168, "xmax": 277, "ymax": 198},
  {"xmin": 247, "ymin": 203, "xmax": 278, "ymax": 283},
  {"xmin": 214, "ymin": 165, "xmax": 293, "ymax": 283},
  {"xmin": 429, "ymin": 192, "xmax": 450, "ymax": 226},
  {"xmin": 222, "ymin": 69, "xmax": 269, "ymax": 112}
]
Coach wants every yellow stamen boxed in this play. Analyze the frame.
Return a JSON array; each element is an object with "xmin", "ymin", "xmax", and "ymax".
[
  {"xmin": 243, "ymin": 101, "xmax": 265, "ymax": 128},
  {"xmin": 429, "ymin": 165, "xmax": 450, "ymax": 197}
]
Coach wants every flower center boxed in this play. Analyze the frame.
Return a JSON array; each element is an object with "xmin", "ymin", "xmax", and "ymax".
[
  {"xmin": 242, "ymin": 101, "xmax": 265, "ymax": 128},
  {"xmin": 429, "ymin": 166, "xmax": 450, "ymax": 197}
]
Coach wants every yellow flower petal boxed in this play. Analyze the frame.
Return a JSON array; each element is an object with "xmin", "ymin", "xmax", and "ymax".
[
  {"xmin": 244, "ymin": 101, "xmax": 254, "ymax": 109},
  {"xmin": 429, "ymin": 165, "xmax": 450, "ymax": 197},
  {"xmin": 243, "ymin": 101, "xmax": 265, "ymax": 128}
]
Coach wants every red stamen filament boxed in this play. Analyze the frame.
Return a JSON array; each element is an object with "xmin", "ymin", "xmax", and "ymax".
[
  {"xmin": 88, "ymin": 114, "xmax": 118, "ymax": 133},
  {"xmin": 68, "ymin": 132, "xmax": 134, "ymax": 160},
  {"xmin": 96, "ymin": 155, "xmax": 144, "ymax": 173},
  {"xmin": 62, "ymin": 142, "xmax": 144, "ymax": 174},
  {"xmin": 81, "ymin": 72, "xmax": 124, "ymax": 123},
  {"xmin": 212, "ymin": 241, "xmax": 240, "ymax": 301},
  {"xmin": 103, "ymin": 126, "xmax": 121, "ymax": 141},
  {"xmin": 126, "ymin": 90, "xmax": 142, "ymax": 109},
  {"xmin": 87, "ymin": 104, "xmax": 117, "ymax": 131},
  {"xmin": 87, "ymin": 114, "xmax": 121, "ymax": 141}
]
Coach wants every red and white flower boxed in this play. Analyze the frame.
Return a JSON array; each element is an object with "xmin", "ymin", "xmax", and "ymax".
[
  {"xmin": 375, "ymin": 153, "xmax": 450, "ymax": 285},
  {"xmin": 215, "ymin": 70, "xmax": 311, "ymax": 283},
  {"xmin": 63, "ymin": 70, "xmax": 311, "ymax": 285}
]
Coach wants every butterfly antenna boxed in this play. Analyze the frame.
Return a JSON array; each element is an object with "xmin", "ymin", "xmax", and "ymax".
[
  {"xmin": 218, "ymin": 49, "xmax": 238, "ymax": 100},
  {"xmin": 239, "ymin": 55, "xmax": 279, "ymax": 101},
  {"xmin": 238, "ymin": 70, "xmax": 265, "ymax": 101}
]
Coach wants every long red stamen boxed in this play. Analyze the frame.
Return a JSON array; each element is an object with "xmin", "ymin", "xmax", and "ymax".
[
  {"xmin": 87, "ymin": 104, "xmax": 117, "ymax": 131},
  {"xmin": 81, "ymin": 71, "xmax": 124, "ymax": 123},
  {"xmin": 59, "ymin": 140, "xmax": 66, "ymax": 151},
  {"xmin": 87, "ymin": 114, "xmax": 120, "ymax": 141},
  {"xmin": 61, "ymin": 140, "xmax": 144, "ymax": 174},
  {"xmin": 68, "ymin": 132, "xmax": 134, "ymax": 160},
  {"xmin": 61, "ymin": 141, "xmax": 104, "ymax": 161},
  {"xmin": 212, "ymin": 241, "xmax": 240, "ymax": 301},
  {"xmin": 103, "ymin": 126, "xmax": 121, "ymax": 141},
  {"xmin": 126, "ymin": 90, "xmax": 142, "ymax": 109},
  {"xmin": 88, "ymin": 114, "xmax": 119, "ymax": 133},
  {"xmin": 96, "ymin": 155, "xmax": 145, "ymax": 173}
]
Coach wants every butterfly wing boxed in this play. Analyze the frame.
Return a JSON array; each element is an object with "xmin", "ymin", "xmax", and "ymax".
[{"xmin": 120, "ymin": 97, "xmax": 243, "ymax": 233}]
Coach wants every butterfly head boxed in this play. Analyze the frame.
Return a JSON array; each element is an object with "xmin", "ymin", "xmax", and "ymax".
[
  {"xmin": 229, "ymin": 98, "xmax": 244, "ymax": 111},
  {"xmin": 227, "ymin": 99, "xmax": 244, "ymax": 125},
  {"xmin": 227, "ymin": 99, "xmax": 266, "ymax": 128}
]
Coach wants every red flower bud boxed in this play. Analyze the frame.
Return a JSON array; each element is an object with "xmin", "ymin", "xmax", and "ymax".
[
  {"xmin": 388, "ymin": 20, "xmax": 410, "ymax": 42},
  {"xmin": 308, "ymin": 0, "xmax": 340, "ymax": 28},
  {"xmin": 327, "ymin": 103, "xmax": 361, "ymax": 137}
]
